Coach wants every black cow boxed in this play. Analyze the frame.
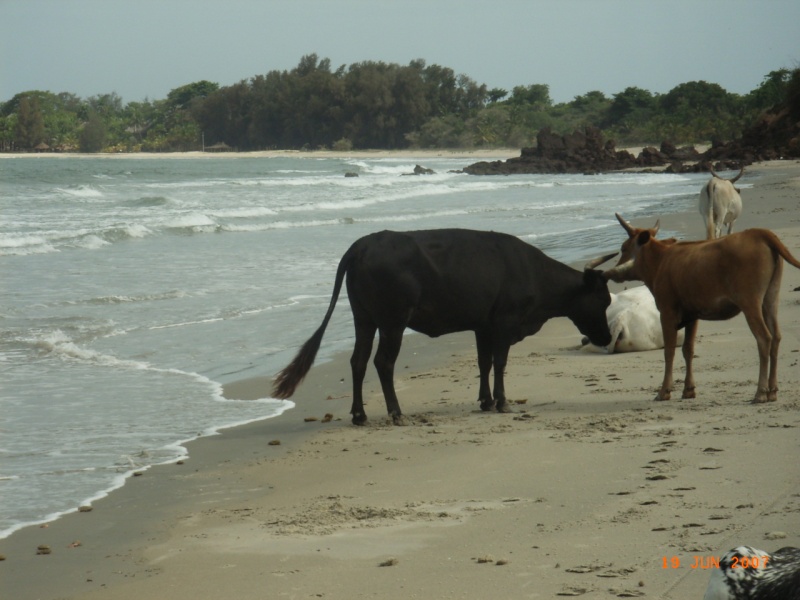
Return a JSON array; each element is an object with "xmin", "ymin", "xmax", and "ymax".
[{"xmin": 273, "ymin": 229, "xmax": 613, "ymax": 424}]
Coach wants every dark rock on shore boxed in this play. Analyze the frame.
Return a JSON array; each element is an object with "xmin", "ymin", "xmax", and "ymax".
[
  {"xmin": 463, "ymin": 127, "xmax": 641, "ymax": 175},
  {"xmin": 704, "ymin": 103, "xmax": 800, "ymax": 164},
  {"xmin": 463, "ymin": 99, "xmax": 799, "ymax": 175},
  {"xmin": 402, "ymin": 164, "xmax": 435, "ymax": 176}
]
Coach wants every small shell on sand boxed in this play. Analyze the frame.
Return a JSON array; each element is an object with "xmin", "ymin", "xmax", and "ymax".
[
  {"xmin": 78, "ymin": 505, "xmax": 93, "ymax": 512},
  {"xmin": 36, "ymin": 545, "xmax": 51, "ymax": 555},
  {"xmin": 379, "ymin": 558, "xmax": 398, "ymax": 567},
  {"xmin": 268, "ymin": 439, "xmax": 281, "ymax": 446}
]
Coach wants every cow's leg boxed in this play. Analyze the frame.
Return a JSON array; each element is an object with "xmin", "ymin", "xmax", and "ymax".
[
  {"xmin": 762, "ymin": 266, "xmax": 782, "ymax": 402},
  {"xmin": 656, "ymin": 317, "xmax": 679, "ymax": 401},
  {"xmin": 742, "ymin": 305, "xmax": 772, "ymax": 403},
  {"xmin": 766, "ymin": 315, "xmax": 781, "ymax": 402},
  {"xmin": 350, "ymin": 320, "xmax": 376, "ymax": 425},
  {"xmin": 475, "ymin": 331, "xmax": 495, "ymax": 411},
  {"xmin": 373, "ymin": 327, "xmax": 406, "ymax": 424},
  {"xmin": 681, "ymin": 320, "xmax": 698, "ymax": 399},
  {"xmin": 492, "ymin": 342, "xmax": 511, "ymax": 413}
]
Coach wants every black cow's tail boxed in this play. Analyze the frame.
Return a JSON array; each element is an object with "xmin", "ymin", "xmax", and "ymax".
[{"xmin": 272, "ymin": 248, "xmax": 354, "ymax": 399}]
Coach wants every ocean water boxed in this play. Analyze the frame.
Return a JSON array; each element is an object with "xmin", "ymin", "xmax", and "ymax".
[{"xmin": 0, "ymin": 154, "xmax": 708, "ymax": 538}]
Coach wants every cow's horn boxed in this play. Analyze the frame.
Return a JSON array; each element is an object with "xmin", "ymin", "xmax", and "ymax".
[
  {"xmin": 603, "ymin": 259, "xmax": 634, "ymax": 282},
  {"xmin": 730, "ymin": 165, "xmax": 744, "ymax": 184},
  {"xmin": 615, "ymin": 213, "xmax": 635, "ymax": 237},
  {"xmin": 584, "ymin": 251, "xmax": 619, "ymax": 270}
]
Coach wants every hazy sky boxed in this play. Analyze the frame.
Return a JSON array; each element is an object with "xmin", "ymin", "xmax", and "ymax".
[{"xmin": 2, "ymin": 0, "xmax": 798, "ymax": 105}]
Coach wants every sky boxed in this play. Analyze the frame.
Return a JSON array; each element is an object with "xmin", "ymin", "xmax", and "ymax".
[{"xmin": 2, "ymin": 0, "xmax": 798, "ymax": 105}]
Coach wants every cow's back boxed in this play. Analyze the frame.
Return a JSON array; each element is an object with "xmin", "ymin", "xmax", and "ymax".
[
  {"xmin": 345, "ymin": 229, "xmax": 549, "ymax": 336},
  {"xmin": 653, "ymin": 229, "xmax": 789, "ymax": 313}
]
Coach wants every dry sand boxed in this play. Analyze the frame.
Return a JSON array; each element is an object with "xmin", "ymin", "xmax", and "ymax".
[{"xmin": 1, "ymin": 160, "xmax": 799, "ymax": 600}]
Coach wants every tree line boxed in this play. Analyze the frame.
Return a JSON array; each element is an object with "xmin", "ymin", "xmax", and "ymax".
[{"xmin": 1, "ymin": 54, "xmax": 796, "ymax": 153}]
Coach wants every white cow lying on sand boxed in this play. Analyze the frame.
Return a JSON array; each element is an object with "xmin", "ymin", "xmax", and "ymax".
[
  {"xmin": 699, "ymin": 165, "xmax": 744, "ymax": 239},
  {"xmin": 581, "ymin": 286, "xmax": 684, "ymax": 353}
]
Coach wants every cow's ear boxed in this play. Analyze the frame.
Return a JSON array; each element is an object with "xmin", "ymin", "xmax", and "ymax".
[{"xmin": 636, "ymin": 230, "xmax": 651, "ymax": 247}]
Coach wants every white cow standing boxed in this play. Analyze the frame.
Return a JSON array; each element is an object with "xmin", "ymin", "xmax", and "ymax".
[
  {"xmin": 581, "ymin": 286, "xmax": 684, "ymax": 353},
  {"xmin": 699, "ymin": 165, "xmax": 744, "ymax": 239}
]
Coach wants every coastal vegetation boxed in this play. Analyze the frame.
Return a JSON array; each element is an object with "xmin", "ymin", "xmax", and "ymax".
[{"xmin": 1, "ymin": 54, "xmax": 796, "ymax": 153}]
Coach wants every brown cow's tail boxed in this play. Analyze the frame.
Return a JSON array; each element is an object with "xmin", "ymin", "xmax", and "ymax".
[
  {"xmin": 771, "ymin": 233, "xmax": 800, "ymax": 270},
  {"xmin": 271, "ymin": 249, "xmax": 353, "ymax": 399}
]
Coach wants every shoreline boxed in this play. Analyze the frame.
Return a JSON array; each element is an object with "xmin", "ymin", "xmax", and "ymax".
[
  {"xmin": 1, "ymin": 161, "xmax": 799, "ymax": 599},
  {"xmin": 0, "ymin": 145, "xmax": 704, "ymax": 162},
  {"xmin": 0, "ymin": 148, "xmax": 521, "ymax": 160}
]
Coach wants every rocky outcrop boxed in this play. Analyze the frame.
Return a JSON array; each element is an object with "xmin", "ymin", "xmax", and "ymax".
[
  {"xmin": 463, "ymin": 127, "xmax": 641, "ymax": 175},
  {"xmin": 464, "ymin": 101, "xmax": 799, "ymax": 175},
  {"xmin": 704, "ymin": 105, "xmax": 800, "ymax": 163},
  {"xmin": 402, "ymin": 164, "xmax": 436, "ymax": 176}
]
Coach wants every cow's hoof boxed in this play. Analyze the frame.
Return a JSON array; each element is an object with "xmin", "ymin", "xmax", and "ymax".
[
  {"xmin": 495, "ymin": 403, "xmax": 513, "ymax": 414},
  {"xmin": 654, "ymin": 392, "xmax": 671, "ymax": 401},
  {"xmin": 752, "ymin": 387, "xmax": 776, "ymax": 403},
  {"xmin": 391, "ymin": 413, "xmax": 409, "ymax": 426},
  {"xmin": 479, "ymin": 400, "xmax": 496, "ymax": 412},
  {"xmin": 681, "ymin": 388, "xmax": 696, "ymax": 399},
  {"xmin": 351, "ymin": 412, "xmax": 367, "ymax": 426}
]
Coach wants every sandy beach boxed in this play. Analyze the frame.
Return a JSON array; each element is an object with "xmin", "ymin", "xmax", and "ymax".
[{"xmin": 2, "ymin": 159, "xmax": 799, "ymax": 600}]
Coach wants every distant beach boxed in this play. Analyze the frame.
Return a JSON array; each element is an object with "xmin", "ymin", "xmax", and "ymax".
[{"xmin": 0, "ymin": 147, "xmax": 521, "ymax": 160}]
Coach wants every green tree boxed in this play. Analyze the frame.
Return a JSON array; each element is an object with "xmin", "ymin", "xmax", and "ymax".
[
  {"xmin": 194, "ymin": 81, "xmax": 252, "ymax": 149},
  {"xmin": 487, "ymin": 88, "xmax": 508, "ymax": 103},
  {"xmin": 786, "ymin": 67, "xmax": 800, "ymax": 118},
  {"xmin": 167, "ymin": 80, "xmax": 219, "ymax": 110},
  {"xmin": 508, "ymin": 84, "xmax": 551, "ymax": 108},
  {"xmin": 746, "ymin": 69, "xmax": 791, "ymax": 112},
  {"xmin": 607, "ymin": 87, "xmax": 655, "ymax": 126},
  {"xmin": 79, "ymin": 111, "xmax": 107, "ymax": 152},
  {"xmin": 660, "ymin": 81, "xmax": 736, "ymax": 115},
  {"xmin": 15, "ymin": 96, "xmax": 46, "ymax": 148},
  {"xmin": 123, "ymin": 100, "xmax": 157, "ymax": 147},
  {"xmin": 0, "ymin": 114, "xmax": 17, "ymax": 150}
]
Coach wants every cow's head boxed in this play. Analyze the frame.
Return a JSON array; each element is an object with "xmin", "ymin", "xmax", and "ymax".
[
  {"xmin": 568, "ymin": 268, "xmax": 613, "ymax": 348},
  {"xmin": 613, "ymin": 213, "xmax": 659, "ymax": 266},
  {"xmin": 709, "ymin": 163, "xmax": 744, "ymax": 184},
  {"xmin": 582, "ymin": 214, "xmax": 660, "ymax": 282},
  {"xmin": 599, "ymin": 213, "xmax": 661, "ymax": 283}
]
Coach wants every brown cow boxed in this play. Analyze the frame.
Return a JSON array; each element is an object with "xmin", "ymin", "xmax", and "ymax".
[{"xmin": 600, "ymin": 213, "xmax": 800, "ymax": 403}]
